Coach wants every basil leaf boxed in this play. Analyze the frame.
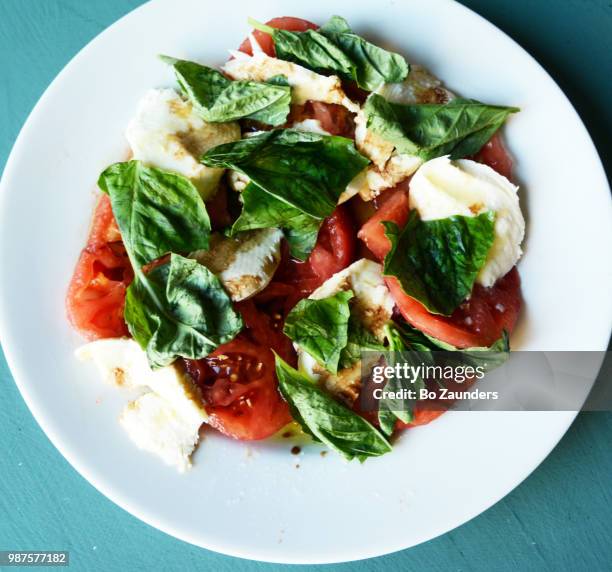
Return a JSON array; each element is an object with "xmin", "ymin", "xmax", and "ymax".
[
  {"xmin": 201, "ymin": 129, "xmax": 369, "ymax": 219},
  {"xmin": 376, "ymin": 323, "xmax": 510, "ymax": 432},
  {"xmin": 423, "ymin": 328, "xmax": 511, "ymax": 372},
  {"xmin": 251, "ymin": 16, "xmax": 408, "ymax": 91},
  {"xmin": 383, "ymin": 211, "xmax": 496, "ymax": 316},
  {"xmin": 98, "ymin": 160, "xmax": 210, "ymax": 269},
  {"xmin": 161, "ymin": 56, "xmax": 291, "ymax": 126},
  {"xmin": 99, "ymin": 161, "xmax": 241, "ymax": 368},
  {"xmin": 125, "ymin": 254, "xmax": 243, "ymax": 369},
  {"xmin": 364, "ymin": 94, "xmax": 519, "ymax": 160},
  {"xmin": 275, "ymin": 355, "xmax": 392, "ymax": 461},
  {"xmin": 339, "ymin": 315, "xmax": 387, "ymax": 369},
  {"xmin": 231, "ymin": 182, "xmax": 320, "ymax": 261},
  {"xmin": 377, "ymin": 323, "xmax": 428, "ymax": 433},
  {"xmin": 284, "ymin": 291, "xmax": 354, "ymax": 374},
  {"xmin": 318, "ymin": 16, "xmax": 409, "ymax": 91}
]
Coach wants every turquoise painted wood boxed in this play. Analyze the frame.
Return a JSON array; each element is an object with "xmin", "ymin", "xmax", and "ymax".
[{"xmin": 1, "ymin": 1, "xmax": 610, "ymax": 570}]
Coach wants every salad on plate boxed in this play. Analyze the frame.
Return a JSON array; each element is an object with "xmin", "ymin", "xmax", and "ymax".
[{"xmin": 66, "ymin": 15, "xmax": 524, "ymax": 471}]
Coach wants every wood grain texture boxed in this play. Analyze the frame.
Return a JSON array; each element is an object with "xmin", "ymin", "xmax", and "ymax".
[{"xmin": 0, "ymin": 1, "xmax": 611, "ymax": 570}]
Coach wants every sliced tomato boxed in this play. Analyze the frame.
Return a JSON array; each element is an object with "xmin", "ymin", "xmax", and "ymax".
[
  {"xmin": 238, "ymin": 16, "xmax": 318, "ymax": 57},
  {"xmin": 88, "ymin": 193, "xmax": 121, "ymax": 245},
  {"xmin": 386, "ymin": 268, "xmax": 521, "ymax": 348},
  {"xmin": 184, "ymin": 302, "xmax": 293, "ymax": 440},
  {"xmin": 472, "ymin": 133, "xmax": 513, "ymax": 180},
  {"xmin": 309, "ymin": 205, "xmax": 356, "ymax": 280},
  {"xmin": 357, "ymin": 186, "xmax": 410, "ymax": 260},
  {"xmin": 66, "ymin": 195, "xmax": 133, "ymax": 339},
  {"xmin": 205, "ymin": 185, "xmax": 232, "ymax": 230},
  {"xmin": 290, "ymin": 101, "xmax": 356, "ymax": 138},
  {"xmin": 269, "ymin": 204, "xmax": 356, "ymax": 311},
  {"xmin": 400, "ymin": 407, "xmax": 446, "ymax": 429},
  {"xmin": 358, "ymin": 179, "xmax": 521, "ymax": 348},
  {"xmin": 66, "ymin": 242, "xmax": 133, "ymax": 339}
]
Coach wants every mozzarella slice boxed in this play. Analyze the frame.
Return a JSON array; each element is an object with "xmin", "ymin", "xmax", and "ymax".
[
  {"xmin": 375, "ymin": 64, "xmax": 455, "ymax": 106},
  {"xmin": 126, "ymin": 88, "xmax": 241, "ymax": 200},
  {"xmin": 190, "ymin": 228, "xmax": 283, "ymax": 301},
  {"xmin": 409, "ymin": 156, "xmax": 525, "ymax": 287},
  {"xmin": 291, "ymin": 118, "xmax": 331, "ymax": 135},
  {"xmin": 120, "ymin": 393, "xmax": 203, "ymax": 473},
  {"xmin": 76, "ymin": 338, "xmax": 207, "ymax": 472},
  {"xmin": 297, "ymin": 259, "xmax": 394, "ymax": 404},
  {"xmin": 223, "ymin": 35, "xmax": 359, "ymax": 112},
  {"xmin": 351, "ymin": 65, "xmax": 455, "ymax": 201}
]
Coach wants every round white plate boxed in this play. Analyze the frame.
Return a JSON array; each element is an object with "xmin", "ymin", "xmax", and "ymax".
[{"xmin": 1, "ymin": 0, "xmax": 610, "ymax": 564}]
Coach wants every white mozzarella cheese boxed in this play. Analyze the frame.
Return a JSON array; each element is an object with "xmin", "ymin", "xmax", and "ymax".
[
  {"xmin": 76, "ymin": 338, "xmax": 207, "ymax": 471},
  {"xmin": 291, "ymin": 118, "xmax": 331, "ymax": 135},
  {"xmin": 190, "ymin": 228, "xmax": 283, "ymax": 301},
  {"xmin": 375, "ymin": 64, "xmax": 454, "ymax": 105},
  {"xmin": 223, "ymin": 35, "xmax": 359, "ymax": 112},
  {"xmin": 352, "ymin": 65, "xmax": 455, "ymax": 201},
  {"xmin": 228, "ymin": 170, "xmax": 250, "ymax": 193},
  {"xmin": 409, "ymin": 156, "xmax": 525, "ymax": 287},
  {"xmin": 297, "ymin": 259, "xmax": 394, "ymax": 404},
  {"xmin": 125, "ymin": 88, "xmax": 241, "ymax": 200},
  {"xmin": 120, "ymin": 392, "xmax": 203, "ymax": 473},
  {"xmin": 309, "ymin": 259, "xmax": 395, "ymax": 337}
]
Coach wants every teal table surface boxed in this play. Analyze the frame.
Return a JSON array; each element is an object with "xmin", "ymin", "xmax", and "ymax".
[{"xmin": 1, "ymin": 1, "xmax": 611, "ymax": 570}]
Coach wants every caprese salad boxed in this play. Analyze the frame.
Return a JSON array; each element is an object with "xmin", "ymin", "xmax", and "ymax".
[{"xmin": 67, "ymin": 16, "xmax": 524, "ymax": 471}]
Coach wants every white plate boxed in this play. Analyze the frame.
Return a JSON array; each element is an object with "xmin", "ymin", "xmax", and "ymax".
[{"xmin": 0, "ymin": 0, "xmax": 610, "ymax": 564}]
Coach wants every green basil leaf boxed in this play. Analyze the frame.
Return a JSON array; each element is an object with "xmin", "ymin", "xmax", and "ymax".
[
  {"xmin": 318, "ymin": 16, "xmax": 409, "ymax": 91},
  {"xmin": 383, "ymin": 211, "xmax": 496, "ymax": 316},
  {"xmin": 250, "ymin": 16, "xmax": 408, "ymax": 91},
  {"xmin": 364, "ymin": 94, "xmax": 519, "ymax": 160},
  {"xmin": 201, "ymin": 129, "xmax": 369, "ymax": 219},
  {"xmin": 422, "ymin": 328, "xmax": 511, "ymax": 371},
  {"xmin": 376, "ymin": 323, "xmax": 428, "ymax": 433},
  {"xmin": 160, "ymin": 56, "xmax": 291, "ymax": 126},
  {"xmin": 376, "ymin": 323, "xmax": 510, "ymax": 432},
  {"xmin": 339, "ymin": 315, "xmax": 387, "ymax": 369},
  {"xmin": 98, "ymin": 160, "xmax": 210, "ymax": 269},
  {"xmin": 231, "ymin": 182, "xmax": 320, "ymax": 261},
  {"xmin": 125, "ymin": 254, "xmax": 243, "ymax": 369},
  {"xmin": 284, "ymin": 290, "xmax": 354, "ymax": 374},
  {"xmin": 274, "ymin": 355, "xmax": 392, "ymax": 461}
]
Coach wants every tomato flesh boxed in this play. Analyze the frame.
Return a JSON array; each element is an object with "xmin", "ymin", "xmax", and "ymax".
[
  {"xmin": 357, "ymin": 186, "xmax": 409, "ymax": 260},
  {"xmin": 238, "ymin": 16, "xmax": 318, "ymax": 57},
  {"xmin": 287, "ymin": 101, "xmax": 356, "ymax": 138},
  {"xmin": 387, "ymin": 268, "xmax": 521, "ymax": 348},
  {"xmin": 472, "ymin": 133, "xmax": 513, "ymax": 180},
  {"xmin": 66, "ymin": 195, "xmax": 133, "ymax": 339},
  {"xmin": 184, "ymin": 302, "xmax": 293, "ymax": 440},
  {"xmin": 269, "ymin": 204, "xmax": 356, "ymax": 311},
  {"xmin": 357, "ymin": 171, "xmax": 521, "ymax": 348}
]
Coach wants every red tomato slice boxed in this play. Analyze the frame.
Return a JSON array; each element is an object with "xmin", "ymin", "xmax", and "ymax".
[
  {"xmin": 88, "ymin": 193, "xmax": 122, "ymax": 245},
  {"xmin": 472, "ymin": 133, "xmax": 513, "ymax": 180},
  {"xmin": 238, "ymin": 16, "xmax": 318, "ymax": 57},
  {"xmin": 358, "ymin": 181, "xmax": 521, "ymax": 348},
  {"xmin": 386, "ymin": 268, "xmax": 521, "ymax": 348},
  {"xmin": 402, "ymin": 407, "xmax": 446, "ymax": 428},
  {"xmin": 249, "ymin": 206, "xmax": 356, "ymax": 315},
  {"xmin": 66, "ymin": 242, "xmax": 133, "ymax": 339},
  {"xmin": 66, "ymin": 195, "xmax": 133, "ymax": 339},
  {"xmin": 205, "ymin": 185, "xmax": 232, "ymax": 230},
  {"xmin": 289, "ymin": 101, "xmax": 356, "ymax": 138},
  {"xmin": 357, "ymin": 186, "xmax": 409, "ymax": 260},
  {"xmin": 309, "ymin": 205, "xmax": 356, "ymax": 280},
  {"xmin": 184, "ymin": 302, "xmax": 294, "ymax": 441},
  {"xmin": 269, "ymin": 205, "xmax": 356, "ymax": 311}
]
